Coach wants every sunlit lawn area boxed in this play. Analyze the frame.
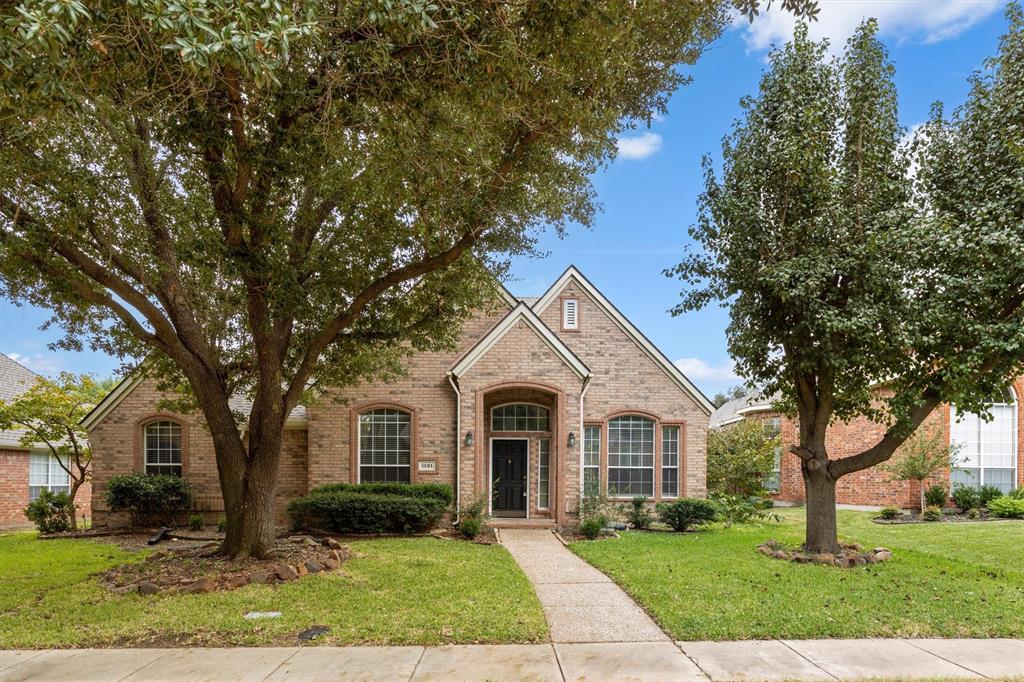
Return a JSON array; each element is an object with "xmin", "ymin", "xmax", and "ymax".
[
  {"xmin": 0, "ymin": 533, "xmax": 547, "ymax": 648},
  {"xmin": 572, "ymin": 508, "xmax": 1024, "ymax": 641}
]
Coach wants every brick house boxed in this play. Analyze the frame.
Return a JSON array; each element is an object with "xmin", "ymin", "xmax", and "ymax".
[
  {"xmin": 0, "ymin": 354, "xmax": 93, "ymax": 528},
  {"xmin": 83, "ymin": 267, "xmax": 713, "ymax": 528},
  {"xmin": 709, "ymin": 375, "xmax": 1024, "ymax": 508}
]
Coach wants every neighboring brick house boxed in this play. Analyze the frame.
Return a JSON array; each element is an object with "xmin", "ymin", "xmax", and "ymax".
[
  {"xmin": 83, "ymin": 267, "xmax": 713, "ymax": 528},
  {"xmin": 709, "ymin": 375, "xmax": 1024, "ymax": 508},
  {"xmin": 0, "ymin": 355, "xmax": 93, "ymax": 528}
]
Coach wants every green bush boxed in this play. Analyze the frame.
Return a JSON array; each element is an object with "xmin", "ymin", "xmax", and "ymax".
[
  {"xmin": 288, "ymin": 490, "xmax": 447, "ymax": 534},
  {"xmin": 188, "ymin": 514, "xmax": 204, "ymax": 531},
  {"xmin": 217, "ymin": 517, "xmax": 226, "ymax": 533},
  {"xmin": 458, "ymin": 516, "xmax": 482, "ymax": 539},
  {"xmin": 23, "ymin": 490, "xmax": 74, "ymax": 533},
  {"xmin": 103, "ymin": 473, "xmax": 193, "ymax": 527},
  {"xmin": 458, "ymin": 493, "xmax": 488, "ymax": 539},
  {"xmin": 986, "ymin": 496, "xmax": 1024, "ymax": 518},
  {"xmin": 922, "ymin": 505, "xmax": 942, "ymax": 522},
  {"xmin": 712, "ymin": 493, "xmax": 781, "ymax": 527},
  {"xmin": 623, "ymin": 496, "xmax": 654, "ymax": 530},
  {"xmin": 979, "ymin": 484, "xmax": 1004, "ymax": 507},
  {"xmin": 879, "ymin": 506, "xmax": 902, "ymax": 520},
  {"xmin": 967, "ymin": 507, "xmax": 981, "ymax": 519},
  {"xmin": 951, "ymin": 484, "xmax": 981, "ymax": 511},
  {"xmin": 656, "ymin": 498, "xmax": 717, "ymax": 532},
  {"xmin": 1009, "ymin": 487, "xmax": 1024, "ymax": 500},
  {"xmin": 308, "ymin": 482, "xmax": 453, "ymax": 506},
  {"xmin": 924, "ymin": 484, "xmax": 947, "ymax": 508},
  {"xmin": 579, "ymin": 516, "xmax": 604, "ymax": 540}
]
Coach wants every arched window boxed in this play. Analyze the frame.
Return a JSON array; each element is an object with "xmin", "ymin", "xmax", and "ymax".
[
  {"xmin": 607, "ymin": 415, "xmax": 655, "ymax": 497},
  {"xmin": 145, "ymin": 420, "xmax": 182, "ymax": 476},
  {"xmin": 359, "ymin": 408, "xmax": 411, "ymax": 483},
  {"xmin": 491, "ymin": 403, "xmax": 550, "ymax": 432},
  {"xmin": 951, "ymin": 387, "xmax": 1018, "ymax": 493}
]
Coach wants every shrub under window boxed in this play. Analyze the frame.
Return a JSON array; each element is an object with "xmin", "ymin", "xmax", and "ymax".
[
  {"xmin": 104, "ymin": 473, "xmax": 193, "ymax": 527},
  {"xmin": 289, "ymin": 482, "xmax": 452, "ymax": 534}
]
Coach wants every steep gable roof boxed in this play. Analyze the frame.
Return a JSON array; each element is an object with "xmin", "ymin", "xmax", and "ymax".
[
  {"xmin": 450, "ymin": 302, "xmax": 591, "ymax": 380},
  {"xmin": 0, "ymin": 354, "xmax": 41, "ymax": 448},
  {"xmin": 531, "ymin": 266, "xmax": 714, "ymax": 415}
]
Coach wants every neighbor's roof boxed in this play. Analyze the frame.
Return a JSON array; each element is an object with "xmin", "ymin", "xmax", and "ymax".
[
  {"xmin": 709, "ymin": 392, "xmax": 778, "ymax": 429},
  {"xmin": 0, "ymin": 354, "xmax": 41, "ymax": 448}
]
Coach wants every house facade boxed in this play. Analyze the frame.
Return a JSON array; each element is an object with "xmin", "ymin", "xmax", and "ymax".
[
  {"xmin": 84, "ymin": 267, "xmax": 713, "ymax": 528},
  {"xmin": 0, "ymin": 354, "xmax": 93, "ymax": 528},
  {"xmin": 709, "ymin": 375, "xmax": 1024, "ymax": 509}
]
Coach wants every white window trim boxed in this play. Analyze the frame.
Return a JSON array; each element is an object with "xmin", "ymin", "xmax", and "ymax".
[
  {"xmin": 143, "ymin": 420, "xmax": 183, "ymax": 476},
  {"xmin": 357, "ymin": 409, "xmax": 412, "ymax": 483},
  {"xmin": 950, "ymin": 387, "xmax": 1018, "ymax": 492},
  {"xmin": 28, "ymin": 451, "xmax": 70, "ymax": 500},
  {"xmin": 488, "ymin": 437, "xmax": 530, "ymax": 519},
  {"xmin": 490, "ymin": 402, "xmax": 552, "ymax": 432},
  {"xmin": 562, "ymin": 298, "xmax": 578, "ymax": 330},
  {"xmin": 661, "ymin": 425, "xmax": 680, "ymax": 499},
  {"xmin": 583, "ymin": 424, "xmax": 601, "ymax": 495},
  {"xmin": 607, "ymin": 417, "xmax": 656, "ymax": 499},
  {"xmin": 537, "ymin": 438, "xmax": 550, "ymax": 510}
]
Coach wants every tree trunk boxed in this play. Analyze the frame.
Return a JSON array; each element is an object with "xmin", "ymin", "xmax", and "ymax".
[
  {"xmin": 67, "ymin": 479, "xmax": 81, "ymax": 530},
  {"xmin": 802, "ymin": 460, "xmax": 841, "ymax": 554},
  {"xmin": 919, "ymin": 481, "xmax": 926, "ymax": 512}
]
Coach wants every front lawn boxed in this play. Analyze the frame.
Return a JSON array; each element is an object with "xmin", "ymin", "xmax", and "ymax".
[
  {"xmin": 0, "ymin": 533, "xmax": 547, "ymax": 648},
  {"xmin": 571, "ymin": 508, "xmax": 1024, "ymax": 640}
]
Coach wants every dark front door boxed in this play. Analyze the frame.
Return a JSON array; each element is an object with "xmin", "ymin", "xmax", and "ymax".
[{"xmin": 492, "ymin": 440, "xmax": 528, "ymax": 517}]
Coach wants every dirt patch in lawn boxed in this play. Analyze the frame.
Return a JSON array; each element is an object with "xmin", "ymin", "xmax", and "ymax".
[{"xmin": 102, "ymin": 534, "xmax": 350, "ymax": 595}]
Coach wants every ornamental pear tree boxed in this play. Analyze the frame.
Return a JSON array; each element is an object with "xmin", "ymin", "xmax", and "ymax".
[
  {"xmin": 880, "ymin": 426, "xmax": 961, "ymax": 512},
  {"xmin": 0, "ymin": 0, "xmax": 823, "ymax": 558},
  {"xmin": 0, "ymin": 373, "xmax": 108, "ymax": 529},
  {"xmin": 672, "ymin": 11, "xmax": 1024, "ymax": 554}
]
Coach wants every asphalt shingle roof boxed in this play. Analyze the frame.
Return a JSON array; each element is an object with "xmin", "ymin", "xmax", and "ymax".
[
  {"xmin": 708, "ymin": 392, "xmax": 778, "ymax": 429},
  {"xmin": 0, "ymin": 354, "xmax": 41, "ymax": 448}
]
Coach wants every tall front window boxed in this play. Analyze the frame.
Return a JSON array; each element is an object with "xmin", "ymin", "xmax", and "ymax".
[
  {"xmin": 763, "ymin": 417, "xmax": 782, "ymax": 493},
  {"xmin": 951, "ymin": 388, "xmax": 1018, "ymax": 493},
  {"xmin": 583, "ymin": 425, "xmax": 601, "ymax": 495},
  {"xmin": 492, "ymin": 403, "xmax": 550, "ymax": 432},
  {"xmin": 359, "ymin": 409, "xmax": 411, "ymax": 483},
  {"xmin": 29, "ymin": 453, "xmax": 69, "ymax": 500},
  {"xmin": 144, "ymin": 420, "xmax": 182, "ymax": 476},
  {"xmin": 662, "ymin": 425, "xmax": 679, "ymax": 498},
  {"xmin": 538, "ymin": 439, "xmax": 551, "ymax": 509},
  {"xmin": 607, "ymin": 416, "xmax": 654, "ymax": 497}
]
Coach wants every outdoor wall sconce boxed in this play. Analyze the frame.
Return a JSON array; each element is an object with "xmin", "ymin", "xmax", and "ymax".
[
  {"xmin": 465, "ymin": 431, "xmax": 474, "ymax": 447},
  {"xmin": 567, "ymin": 431, "xmax": 577, "ymax": 447}
]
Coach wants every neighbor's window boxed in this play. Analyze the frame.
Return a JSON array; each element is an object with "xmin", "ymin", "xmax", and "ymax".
[
  {"xmin": 28, "ymin": 452, "xmax": 70, "ymax": 500},
  {"xmin": 662, "ymin": 425, "xmax": 679, "ymax": 498},
  {"xmin": 951, "ymin": 387, "xmax": 1018, "ymax": 494},
  {"xmin": 359, "ymin": 409, "xmax": 411, "ymax": 483},
  {"xmin": 562, "ymin": 298, "xmax": 578, "ymax": 330},
  {"xmin": 763, "ymin": 417, "xmax": 782, "ymax": 493},
  {"xmin": 583, "ymin": 425, "xmax": 601, "ymax": 495},
  {"xmin": 492, "ymin": 403, "xmax": 550, "ymax": 432},
  {"xmin": 538, "ymin": 439, "xmax": 551, "ymax": 509},
  {"xmin": 144, "ymin": 420, "xmax": 182, "ymax": 476},
  {"xmin": 607, "ymin": 416, "xmax": 654, "ymax": 497}
]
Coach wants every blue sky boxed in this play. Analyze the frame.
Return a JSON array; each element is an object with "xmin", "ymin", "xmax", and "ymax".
[{"xmin": 0, "ymin": 1, "xmax": 1011, "ymax": 396}]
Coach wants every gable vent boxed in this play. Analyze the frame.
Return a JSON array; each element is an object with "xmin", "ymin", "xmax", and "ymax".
[{"xmin": 563, "ymin": 298, "xmax": 578, "ymax": 330}]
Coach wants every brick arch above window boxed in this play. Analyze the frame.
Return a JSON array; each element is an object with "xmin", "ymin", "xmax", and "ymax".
[
  {"xmin": 348, "ymin": 401, "xmax": 419, "ymax": 484},
  {"xmin": 133, "ymin": 413, "xmax": 189, "ymax": 477}
]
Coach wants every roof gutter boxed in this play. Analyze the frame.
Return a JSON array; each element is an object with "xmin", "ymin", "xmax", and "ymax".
[{"xmin": 448, "ymin": 372, "xmax": 462, "ymax": 525}]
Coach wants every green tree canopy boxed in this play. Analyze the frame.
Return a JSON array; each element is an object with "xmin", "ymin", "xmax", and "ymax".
[
  {"xmin": 707, "ymin": 419, "xmax": 780, "ymax": 497},
  {"xmin": 672, "ymin": 10, "xmax": 1024, "ymax": 553}
]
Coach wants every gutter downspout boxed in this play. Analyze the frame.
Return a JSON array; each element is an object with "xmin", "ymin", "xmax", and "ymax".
[
  {"xmin": 448, "ymin": 372, "xmax": 462, "ymax": 525},
  {"xmin": 578, "ymin": 374, "xmax": 592, "ymax": 518}
]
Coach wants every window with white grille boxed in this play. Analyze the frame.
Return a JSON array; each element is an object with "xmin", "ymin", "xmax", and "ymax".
[
  {"xmin": 145, "ymin": 420, "xmax": 182, "ymax": 476},
  {"xmin": 562, "ymin": 298, "xmax": 578, "ymax": 330},
  {"xmin": 950, "ymin": 387, "xmax": 1018, "ymax": 494},
  {"xmin": 29, "ymin": 453, "xmax": 70, "ymax": 500}
]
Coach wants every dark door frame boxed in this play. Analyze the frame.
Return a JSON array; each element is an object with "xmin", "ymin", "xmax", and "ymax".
[{"xmin": 490, "ymin": 437, "xmax": 529, "ymax": 518}]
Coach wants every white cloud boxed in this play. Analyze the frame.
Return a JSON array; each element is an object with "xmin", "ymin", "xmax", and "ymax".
[
  {"xmin": 737, "ymin": 1, "xmax": 1002, "ymax": 54},
  {"xmin": 674, "ymin": 357, "xmax": 742, "ymax": 393},
  {"xmin": 6, "ymin": 352, "xmax": 60, "ymax": 376},
  {"xmin": 616, "ymin": 132, "xmax": 663, "ymax": 160}
]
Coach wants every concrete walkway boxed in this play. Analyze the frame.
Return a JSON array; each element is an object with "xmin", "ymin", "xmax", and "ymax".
[
  {"xmin": 499, "ymin": 528, "xmax": 668, "ymax": 643},
  {"xmin": 4, "ymin": 640, "xmax": 1024, "ymax": 681}
]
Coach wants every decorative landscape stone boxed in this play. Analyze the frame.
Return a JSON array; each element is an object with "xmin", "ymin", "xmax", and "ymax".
[{"xmin": 757, "ymin": 540, "xmax": 893, "ymax": 567}]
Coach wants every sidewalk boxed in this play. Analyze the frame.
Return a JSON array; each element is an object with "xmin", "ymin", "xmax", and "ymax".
[{"xmin": 3, "ymin": 639, "xmax": 1023, "ymax": 681}]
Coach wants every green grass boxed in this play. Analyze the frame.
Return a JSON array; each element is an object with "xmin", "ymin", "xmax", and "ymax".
[
  {"xmin": 572, "ymin": 508, "xmax": 1024, "ymax": 641},
  {"xmin": 0, "ymin": 533, "xmax": 547, "ymax": 648}
]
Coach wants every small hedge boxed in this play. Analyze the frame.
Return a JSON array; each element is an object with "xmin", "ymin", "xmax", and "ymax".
[
  {"xmin": 24, "ymin": 490, "xmax": 75, "ymax": 533},
  {"xmin": 987, "ymin": 496, "xmax": 1024, "ymax": 518},
  {"xmin": 289, "ymin": 482, "xmax": 452, "ymax": 534},
  {"xmin": 656, "ymin": 498, "xmax": 717, "ymax": 532},
  {"xmin": 104, "ymin": 473, "xmax": 193, "ymax": 527}
]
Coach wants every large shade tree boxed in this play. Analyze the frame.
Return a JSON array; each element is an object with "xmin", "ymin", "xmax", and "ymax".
[
  {"xmin": 0, "ymin": 0, "xmax": 824, "ymax": 558},
  {"xmin": 672, "ymin": 10, "xmax": 1024, "ymax": 553}
]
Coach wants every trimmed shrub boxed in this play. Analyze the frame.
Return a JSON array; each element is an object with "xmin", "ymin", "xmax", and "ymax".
[
  {"xmin": 979, "ymin": 485, "xmax": 1004, "ymax": 507},
  {"xmin": 924, "ymin": 484, "xmax": 947, "ymax": 508},
  {"xmin": 104, "ymin": 473, "xmax": 193, "ymax": 527},
  {"xmin": 951, "ymin": 484, "xmax": 981, "ymax": 511},
  {"xmin": 1009, "ymin": 487, "xmax": 1024, "ymax": 500},
  {"xmin": 217, "ymin": 517, "xmax": 227, "ymax": 533},
  {"xmin": 24, "ymin": 489, "xmax": 74, "ymax": 533},
  {"xmin": 188, "ymin": 514, "xmax": 204, "ymax": 531},
  {"xmin": 307, "ymin": 482, "xmax": 453, "ymax": 506},
  {"xmin": 579, "ymin": 516, "xmax": 604, "ymax": 540},
  {"xmin": 458, "ymin": 493, "xmax": 488, "ymax": 539},
  {"xmin": 879, "ymin": 506, "xmax": 902, "ymax": 520},
  {"xmin": 987, "ymin": 496, "xmax": 1024, "ymax": 518},
  {"xmin": 656, "ymin": 498, "xmax": 717, "ymax": 532},
  {"xmin": 922, "ymin": 505, "xmax": 942, "ymax": 522},
  {"xmin": 458, "ymin": 516, "xmax": 482, "ymax": 539},
  {"xmin": 623, "ymin": 496, "xmax": 654, "ymax": 530},
  {"xmin": 288, "ymin": 491, "xmax": 447, "ymax": 534},
  {"xmin": 967, "ymin": 507, "xmax": 981, "ymax": 519}
]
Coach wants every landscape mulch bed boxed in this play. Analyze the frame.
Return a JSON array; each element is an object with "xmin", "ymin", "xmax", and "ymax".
[{"xmin": 872, "ymin": 513, "xmax": 1018, "ymax": 524}]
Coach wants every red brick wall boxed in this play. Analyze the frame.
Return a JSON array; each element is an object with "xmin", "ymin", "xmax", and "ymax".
[{"xmin": 0, "ymin": 448, "xmax": 93, "ymax": 528}]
